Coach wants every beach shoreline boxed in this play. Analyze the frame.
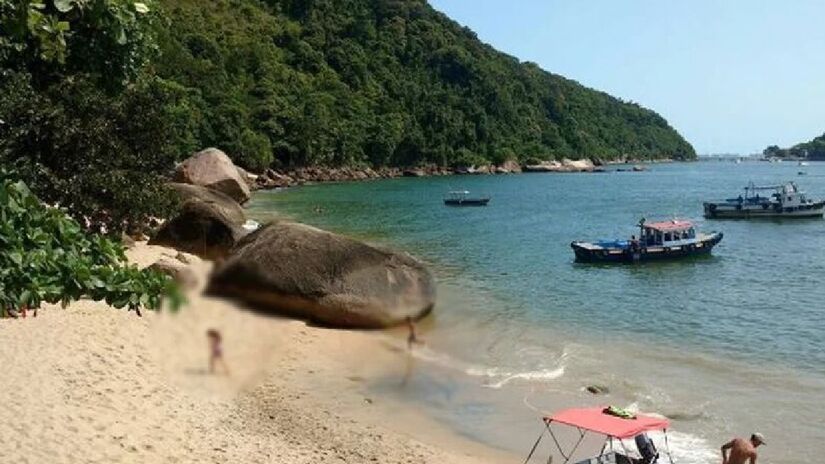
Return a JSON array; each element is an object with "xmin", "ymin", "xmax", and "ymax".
[{"xmin": 0, "ymin": 242, "xmax": 515, "ymax": 464}]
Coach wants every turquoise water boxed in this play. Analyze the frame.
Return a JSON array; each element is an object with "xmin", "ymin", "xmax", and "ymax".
[{"xmin": 248, "ymin": 161, "xmax": 825, "ymax": 464}]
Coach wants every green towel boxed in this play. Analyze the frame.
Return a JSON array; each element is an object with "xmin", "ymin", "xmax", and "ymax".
[{"xmin": 603, "ymin": 406, "xmax": 636, "ymax": 420}]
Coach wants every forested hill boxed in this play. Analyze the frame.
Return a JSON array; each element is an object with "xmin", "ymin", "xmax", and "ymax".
[
  {"xmin": 764, "ymin": 133, "xmax": 825, "ymax": 160},
  {"xmin": 156, "ymin": 0, "xmax": 696, "ymax": 170}
]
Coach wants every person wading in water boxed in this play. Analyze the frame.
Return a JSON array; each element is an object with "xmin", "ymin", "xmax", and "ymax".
[{"xmin": 721, "ymin": 433, "xmax": 765, "ymax": 464}]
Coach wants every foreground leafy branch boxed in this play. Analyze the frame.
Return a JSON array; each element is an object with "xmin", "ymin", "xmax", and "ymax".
[{"xmin": 0, "ymin": 172, "xmax": 182, "ymax": 315}]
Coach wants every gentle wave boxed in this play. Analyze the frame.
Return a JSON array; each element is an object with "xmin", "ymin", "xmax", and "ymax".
[{"xmin": 403, "ymin": 342, "xmax": 568, "ymax": 389}]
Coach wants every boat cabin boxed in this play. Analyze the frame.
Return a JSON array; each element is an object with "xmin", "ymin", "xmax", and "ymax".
[
  {"xmin": 640, "ymin": 220, "xmax": 696, "ymax": 247},
  {"xmin": 445, "ymin": 190, "xmax": 471, "ymax": 201}
]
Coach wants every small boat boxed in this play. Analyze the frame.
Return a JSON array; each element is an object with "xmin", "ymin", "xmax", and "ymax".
[
  {"xmin": 571, "ymin": 219, "xmax": 722, "ymax": 263},
  {"xmin": 703, "ymin": 182, "xmax": 824, "ymax": 219},
  {"xmin": 522, "ymin": 406, "xmax": 675, "ymax": 464},
  {"xmin": 799, "ymin": 161, "xmax": 809, "ymax": 166},
  {"xmin": 443, "ymin": 190, "xmax": 490, "ymax": 206}
]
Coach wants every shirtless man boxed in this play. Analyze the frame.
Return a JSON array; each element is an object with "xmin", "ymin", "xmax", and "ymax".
[{"xmin": 721, "ymin": 433, "xmax": 765, "ymax": 464}]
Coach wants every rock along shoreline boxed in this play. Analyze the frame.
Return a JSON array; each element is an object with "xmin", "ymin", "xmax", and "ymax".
[{"xmin": 250, "ymin": 157, "xmax": 674, "ymax": 190}]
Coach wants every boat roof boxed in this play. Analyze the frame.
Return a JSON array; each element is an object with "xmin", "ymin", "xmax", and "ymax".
[
  {"xmin": 745, "ymin": 181, "xmax": 798, "ymax": 191},
  {"xmin": 546, "ymin": 407, "xmax": 670, "ymax": 439},
  {"xmin": 642, "ymin": 220, "xmax": 693, "ymax": 232},
  {"xmin": 447, "ymin": 190, "xmax": 470, "ymax": 195}
]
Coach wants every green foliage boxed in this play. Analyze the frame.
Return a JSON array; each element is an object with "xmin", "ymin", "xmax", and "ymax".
[
  {"xmin": 765, "ymin": 134, "xmax": 825, "ymax": 160},
  {"xmin": 0, "ymin": 172, "xmax": 182, "ymax": 314},
  {"xmin": 153, "ymin": 0, "xmax": 696, "ymax": 169},
  {"xmin": 0, "ymin": 0, "xmax": 158, "ymax": 90},
  {"xmin": 0, "ymin": 70, "xmax": 191, "ymax": 233}
]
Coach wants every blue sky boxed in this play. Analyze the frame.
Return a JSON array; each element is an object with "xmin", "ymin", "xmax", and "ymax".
[{"xmin": 429, "ymin": 0, "xmax": 825, "ymax": 155}]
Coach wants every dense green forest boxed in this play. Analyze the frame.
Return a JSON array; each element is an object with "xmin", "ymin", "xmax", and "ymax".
[
  {"xmin": 1, "ymin": 0, "xmax": 694, "ymax": 230},
  {"xmin": 764, "ymin": 133, "xmax": 825, "ymax": 160},
  {"xmin": 155, "ymin": 0, "xmax": 695, "ymax": 171}
]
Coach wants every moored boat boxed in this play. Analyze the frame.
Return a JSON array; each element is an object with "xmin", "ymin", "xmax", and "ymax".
[
  {"xmin": 443, "ymin": 190, "xmax": 490, "ymax": 206},
  {"xmin": 703, "ymin": 182, "xmax": 824, "ymax": 219},
  {"xmin": 571, "ymin": 219, "xmax": 722, "ymax": 263}
]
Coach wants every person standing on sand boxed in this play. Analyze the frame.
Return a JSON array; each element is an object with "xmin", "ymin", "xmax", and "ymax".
[
  {"xmin": 721, "ymin": 433, "xmax": 765, "ymax": 464},
  {"xmin": 206, "ymin": 329, "xmax": 229, "ymax": 375},
  {"xmin": 406, "ymin": 317, "xmax": 423, "ymax": 350}
]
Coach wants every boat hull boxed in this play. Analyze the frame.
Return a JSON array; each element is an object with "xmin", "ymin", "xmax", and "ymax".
[
  {"xmin": 444, "ymin": 198, "xmax": 490, "ymax": 206},
  {"xmin": 703, "ymin": 201, "xmax": 825, "ymax": 218},
  {"xmin": 571, "ymin": 233, "xmax": 723, "ymax": 263}
]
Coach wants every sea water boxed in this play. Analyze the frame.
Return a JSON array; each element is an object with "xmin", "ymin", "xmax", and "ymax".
[{"xmin": 248, "ymin": 161, "xmax": 825, "ymax": 464}]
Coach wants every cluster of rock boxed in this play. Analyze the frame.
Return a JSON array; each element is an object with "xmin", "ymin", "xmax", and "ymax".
[
  {"xmin": 173, "ymin": 148, "xmax": 251, "ymax": 203},
  {"xmin": 148, "ymin": 147, "xmax": 436, "ymax": 328},
  {"xmin": 149, "ymin": 182, "xmax": 248, "ymax": 260},
  {"xmin": 523, "ymin": 158, "xmax": 603, "ymax": 173},
  {"xmin": 253, "ymin": 161, "xmax": 523, "ymax": 189}
]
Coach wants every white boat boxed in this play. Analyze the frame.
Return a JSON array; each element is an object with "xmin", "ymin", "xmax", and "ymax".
[
  {"xmin": 799, "ymin": 161, "xmax": 810, "ymax": 166},
  {"xmin": 704, "ymin": 182, "xmax": 824, "ymax": 219}
]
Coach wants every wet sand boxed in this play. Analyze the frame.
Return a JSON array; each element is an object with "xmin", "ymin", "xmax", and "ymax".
[{"xmin": 0, "ymin": 243, "xmax": 514, "ymax": 464}]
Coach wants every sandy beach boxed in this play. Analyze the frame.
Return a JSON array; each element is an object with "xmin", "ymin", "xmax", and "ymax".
[{"xmin": 0, "ymin": 243, "xmax": 514, "ymax": 464}]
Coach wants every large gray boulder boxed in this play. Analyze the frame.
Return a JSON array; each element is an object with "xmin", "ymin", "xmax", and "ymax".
[
  {"xmin": 174, "ymin": 148, "xmax": 251, "ymax": 203},
  {"xmin": 167, "ymin": 183, "xmax": 246, "ymax": 225},
  {"xmin": 208, "ymin": 221, "xmax": 436, "ymax": 329},
  {"xmin": 149, "ymin": 186, "xmax": 247, "ymax": 260}
]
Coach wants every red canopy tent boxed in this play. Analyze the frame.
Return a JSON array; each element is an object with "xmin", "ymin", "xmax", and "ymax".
[
  {"xmin": 547, "ymin": 406, "xmax": 670, "ymax": 439},
  {"xmin": 523, "ymin": 406, "xmax": 674, "ymax": 464}
]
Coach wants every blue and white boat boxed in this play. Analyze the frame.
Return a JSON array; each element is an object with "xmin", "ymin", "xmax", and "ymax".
[
  {"xmin": 703, "ymin": 182, "xmax": 824, "ymax": 219},
  {"xmin": 571, "ymin": 219, "xmax": 723, "ymax": 263}
]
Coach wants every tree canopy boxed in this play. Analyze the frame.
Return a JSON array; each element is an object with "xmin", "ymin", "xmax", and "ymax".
[
  {"xmin": 155, "ymin": 0, "xmax": 696, "ymax": 169},
  {"xmin": 0, "ymin": 0, "xmax": 193, "ymax": 232},
  {"xmin": 1, "ymin": 0, "xmax": 696, "ymax": 233},
  {"xmin": 764, "ymin": 133, "xmax": 825, "ymax": 160}
]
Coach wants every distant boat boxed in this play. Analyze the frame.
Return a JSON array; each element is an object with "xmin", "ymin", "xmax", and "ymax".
[
  {"xmin": 443, "ymin": 190, "xmax": 490, "ymax": 206},
  {"xmin": 571, "ymin": 219, "xmax": 722, "ymax": 263},
  {"xmin": 703, "ymin": 181, "xmax": 824, "ymax": 219},
  {"xmin": 799, "ymin": 161, "xmax": 810, "ymax": 166}
]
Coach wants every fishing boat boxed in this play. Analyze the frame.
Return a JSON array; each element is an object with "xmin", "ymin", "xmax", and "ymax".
[
  {"xmin": 571, "ymin": 219, "xmax": 722, "ymax": 263},
  {"xmin": 443, "ymin": 190, "xmax": 490, "ymax": 206},
  {"xmin": 703, "ymin": 182, "xmax": 824, "ymax": 219},
  {"xmin": 522, "ymin": 406, "xmax": 676, "ymax": 464}
]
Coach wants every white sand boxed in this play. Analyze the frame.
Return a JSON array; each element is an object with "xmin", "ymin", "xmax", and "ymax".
[{"xmin": 0, "ymin": 243, "xmax": 513, "ymax": 464}]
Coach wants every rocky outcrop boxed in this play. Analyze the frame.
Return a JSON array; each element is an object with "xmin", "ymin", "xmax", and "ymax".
[
  {"xmin": 523, "ymin": 158, "xmax": 598, "ymax": 173},
  {"xmin": 498, "ymin": 159, "xmax": 522, "ymax": 173},
  {"xmin": 174, "ymin": 148, "xmax": 251, "ymax": 203},
  {"xmin": 168, "ymin": 183, "xmax": 246, "ymax": 225},
  {"xmin": 253, "ymin": 163, "xmax": 511, "ymax": 190},
  {"xmin": 208, "ymin": 221, "xmax": 436, "ymax": 329},
  {"xmin": 149, "ymin": 185, "xmax": 247, "ymax": 260}
]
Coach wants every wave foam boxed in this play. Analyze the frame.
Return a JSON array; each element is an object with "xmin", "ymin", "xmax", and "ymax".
[{"xmin": 405, "ymin": 343, "xmax": 567, "ymax": 388}]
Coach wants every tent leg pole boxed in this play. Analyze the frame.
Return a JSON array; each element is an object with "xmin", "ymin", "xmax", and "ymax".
[
  {"xmin": 563, "ymin": 428, "xmax": 587, "ymax": 464},
  {"xmin": 523, "ymin": 423, "xmax": 546, "ymax": 464}
]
